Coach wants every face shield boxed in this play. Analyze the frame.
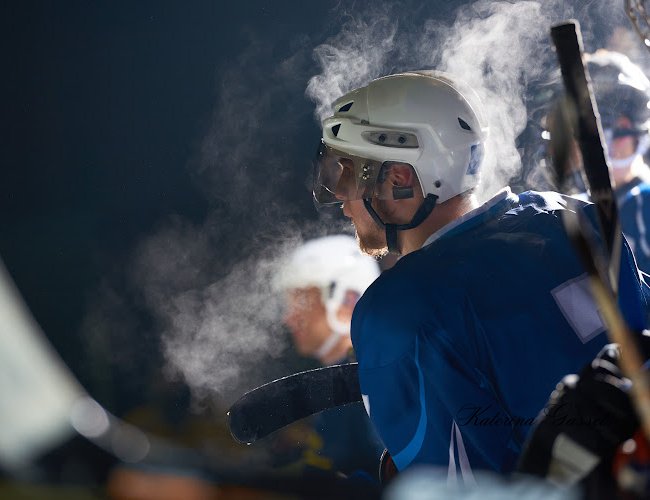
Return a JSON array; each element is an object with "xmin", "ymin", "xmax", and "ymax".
[
  {"xmin": 599, "ymin": 110, "xmax": 642, "ymax": 142},
  {"xmin": 312, "ymin": 141, "xmax": 413, "ymax": 206}
]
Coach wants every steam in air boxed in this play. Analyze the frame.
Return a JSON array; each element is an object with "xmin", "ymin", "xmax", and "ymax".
[
  {"xmin": 81, "ymin": 34, "xmax": 351, "ymax": 406},
  {"xmin": 82, "ymin": 0, "xmax": 637, "ymax": 410},
  {"xmin": 131, "ymin": 219, "xmax": 301, "ymax": 404},
  {"xmin": 145, "ymin": 37, "xmax": 353, "ymax": 404},
  {"xmin": 146, "ymin": 0, "xmax": 632, "ymax": 403},
  {"xmin": 437, "ymin": 0, "xmax": 555, "ymax": 200},
  {"xmin": 307, "ymin": 9, "xmax": 399, "ymax": 121},
  {"xmin": 306, "ymin": 0, "xmax": 632, "ymax": 199}
]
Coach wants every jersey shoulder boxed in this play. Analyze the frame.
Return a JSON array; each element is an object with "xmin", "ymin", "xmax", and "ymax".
[
  {"xmin": 352, "ymin": 252, "xmax": 476, "ymax": 368},
  {"xmin": 617, "ymin": 179, "xmax": 650, "ymax": 205},
  {"xmin": 351, "ymin": 261, "xmax": 429, "ymax": 367}
]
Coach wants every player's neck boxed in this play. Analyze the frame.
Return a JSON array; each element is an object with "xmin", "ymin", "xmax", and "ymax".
[{"xmin": 399, "ymin": 194, "xmax": 478, "ymax": 255}]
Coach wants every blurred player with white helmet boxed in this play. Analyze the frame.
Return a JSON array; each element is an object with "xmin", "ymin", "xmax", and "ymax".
[{"xmin": 274, "ymin": 234, "xmax": 383, "ymax": 479}]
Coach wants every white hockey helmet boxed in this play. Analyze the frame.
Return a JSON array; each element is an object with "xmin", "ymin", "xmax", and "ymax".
[
  {"xmin": 313, "ymin": 70, "xmax": 488, "ymax": 207},
  {"xmin": 586, "ymin": 49, "xmax": 650, "ymax": 167},
  {"xmin": 276, "ymin": 235, "xmax": 380, "ymax": 334},
  {"xmin": 586, "ymin": 49, "xmax": 650, "ymax": 134}
]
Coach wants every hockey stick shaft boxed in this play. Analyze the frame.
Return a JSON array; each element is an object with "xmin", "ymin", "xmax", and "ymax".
[
  {"xmin": 551, "ymin": 21, "xmax": 622, "ymax": 293},
  {"xmin": 551, "ymin": 20, "xmax": 650, "ymax": 441}
]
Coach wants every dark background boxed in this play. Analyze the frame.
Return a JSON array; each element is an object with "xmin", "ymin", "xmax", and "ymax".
[
  {"xmin": 2, "ymin": 0, "xmax": 481, "ymax": 418},
  {"xmin": 1, "ymin": 0, "xmax": 646, "ymax": 491}
]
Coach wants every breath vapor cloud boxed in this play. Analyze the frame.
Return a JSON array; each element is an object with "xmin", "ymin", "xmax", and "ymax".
[
  {"xmin": 306, "ymin": 0, "xmax": 631, "ymax": 199},
  {"xmin": 82, "ymin": 0, "xmax": 633, "ymax": 412}
]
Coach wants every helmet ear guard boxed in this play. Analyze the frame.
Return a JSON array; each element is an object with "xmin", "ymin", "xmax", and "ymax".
[
  {"xmin": 375, "ymin": 161, "xmax": 417, "ymax": 200},
  {"xmin": 392, "ymin": 186, "xmax": 414, "ymax": 199}
]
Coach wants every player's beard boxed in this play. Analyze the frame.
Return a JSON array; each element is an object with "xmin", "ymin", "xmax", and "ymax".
[
  {"xmin": 352, "ymin": 207, "xmax": 389, "ymax": 258},
  {"xmin": 343, "ymin": 198, "xmax": 391, "ymax": 257},
  {"xmin": 355, "ymin": 228, "xmax": 388, "ymax": 258}
]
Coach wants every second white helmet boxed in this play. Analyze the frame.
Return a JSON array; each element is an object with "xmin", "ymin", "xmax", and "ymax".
[{"xmin": 275, "ymin": 234, "xmax": 380, "ymax": 334}]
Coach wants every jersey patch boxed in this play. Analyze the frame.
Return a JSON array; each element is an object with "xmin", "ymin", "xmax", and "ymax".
[{"xmin": 551, "ymin": 274, "xmax": 605, "ymax": 343}]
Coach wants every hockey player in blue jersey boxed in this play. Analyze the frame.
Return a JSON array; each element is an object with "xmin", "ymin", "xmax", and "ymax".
[
  {"xmin": 540, "ymin": 50, "xmax": 650, "ymax": 275},
  {"xmin": 587, "ymin": 50, "xmax": 650, "ymax": 276},
  {"xmin": 311, "ymin": 70, "xmax": 649, "ymax": 483}
]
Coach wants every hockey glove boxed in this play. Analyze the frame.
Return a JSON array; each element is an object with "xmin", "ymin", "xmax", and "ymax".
[{"xmin": 517, "ymin": 343, "xmax": 639, "ymax": 486}]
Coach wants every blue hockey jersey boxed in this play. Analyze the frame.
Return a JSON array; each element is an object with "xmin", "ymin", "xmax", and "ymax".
[
  {"xmin": 351, "ymin": 188, "xmax": 648, "ymax": 482},
  {"xmin": 617, "ymin": 178, "xmax": 650, "ymax": 275}
]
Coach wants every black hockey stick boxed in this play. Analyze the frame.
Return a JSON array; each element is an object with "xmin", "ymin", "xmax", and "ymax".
[
  {"xmin": 551, "ymin": 21, "xmax": 622, "ymax": 291},
  {"xmin": 626, "ymin": 0, "xmax": 650, "ymax": 54},
  {"xmin": 227, "ymin": 362, "xmax": 361, "ymax": 444},
  {"xmin": 550, "ymin": 20, "xmax": 650, "ymax": 440}
]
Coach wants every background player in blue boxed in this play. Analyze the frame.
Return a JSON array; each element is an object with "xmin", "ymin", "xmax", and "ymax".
[
  {"xmin": 587, "ymin": 49, "xmax": 650, "ymax": 276},
  {"xmin": 311, "ymin": 71, "xmax": 649, "ymax": 483},
  {"xmin": 275, "ymin": 235, "xmax": 383, "ymax": 478},
  {"xmin": 542, "ymin": 49, "xmax": 650, "ymax": 274}
]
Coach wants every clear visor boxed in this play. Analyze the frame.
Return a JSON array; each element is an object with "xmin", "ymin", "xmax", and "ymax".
[{"xmin": 313, "ymin": 141, "xmax": 394, "ymax": 205}]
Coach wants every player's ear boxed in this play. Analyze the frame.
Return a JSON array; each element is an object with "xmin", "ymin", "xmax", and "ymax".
[{"xmin": 382, "ymin": 163, "xmax": 416, "ymax": 200}]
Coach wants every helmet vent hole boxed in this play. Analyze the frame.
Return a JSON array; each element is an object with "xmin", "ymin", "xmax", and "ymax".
[
  {"xmin": 434, "ymin": 180, "xmax": 442, "ymax": 188},
  {"xmin": 331, "ymin": 124, "xmax": 341, "ymax": 137},
  {"xmin": 458, "ymin": 117, "xmax": 472, "ymax": 131},
  {"xmin": 338, "ymin": 102, "xmax": 354, "ymax": 112}
]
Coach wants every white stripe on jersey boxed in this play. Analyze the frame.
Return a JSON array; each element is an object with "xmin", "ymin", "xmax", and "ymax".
[
  {"xmin": 631, "ymin": 185, "xmax": 650, "ymax": 258},
  {"xmin": 447, "ymin": 420, "xmax": 476, "ymax": 487},
  {"xmin": 362, "ymin": 394, "xmax": 370, "ymax": 416}
]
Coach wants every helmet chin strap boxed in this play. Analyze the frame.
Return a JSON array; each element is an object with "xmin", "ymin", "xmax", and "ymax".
[
  {"xmin": 608, "ymin": 134, "xmax": 650, "ymax": 169},
  {"xmin": 315, "ymin": 300, "xmax": 351, "ymax": 362},
  {"xmin": 610, "ymin": 154, "xmax": 638, "ymax": 170},
  {"xmin": 314, "ymin": 329, "xmax": 346, "ymax": 362},
  {"xmin": 363, "ymin": 194, "xmax": 438, "ymax": 254}
]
